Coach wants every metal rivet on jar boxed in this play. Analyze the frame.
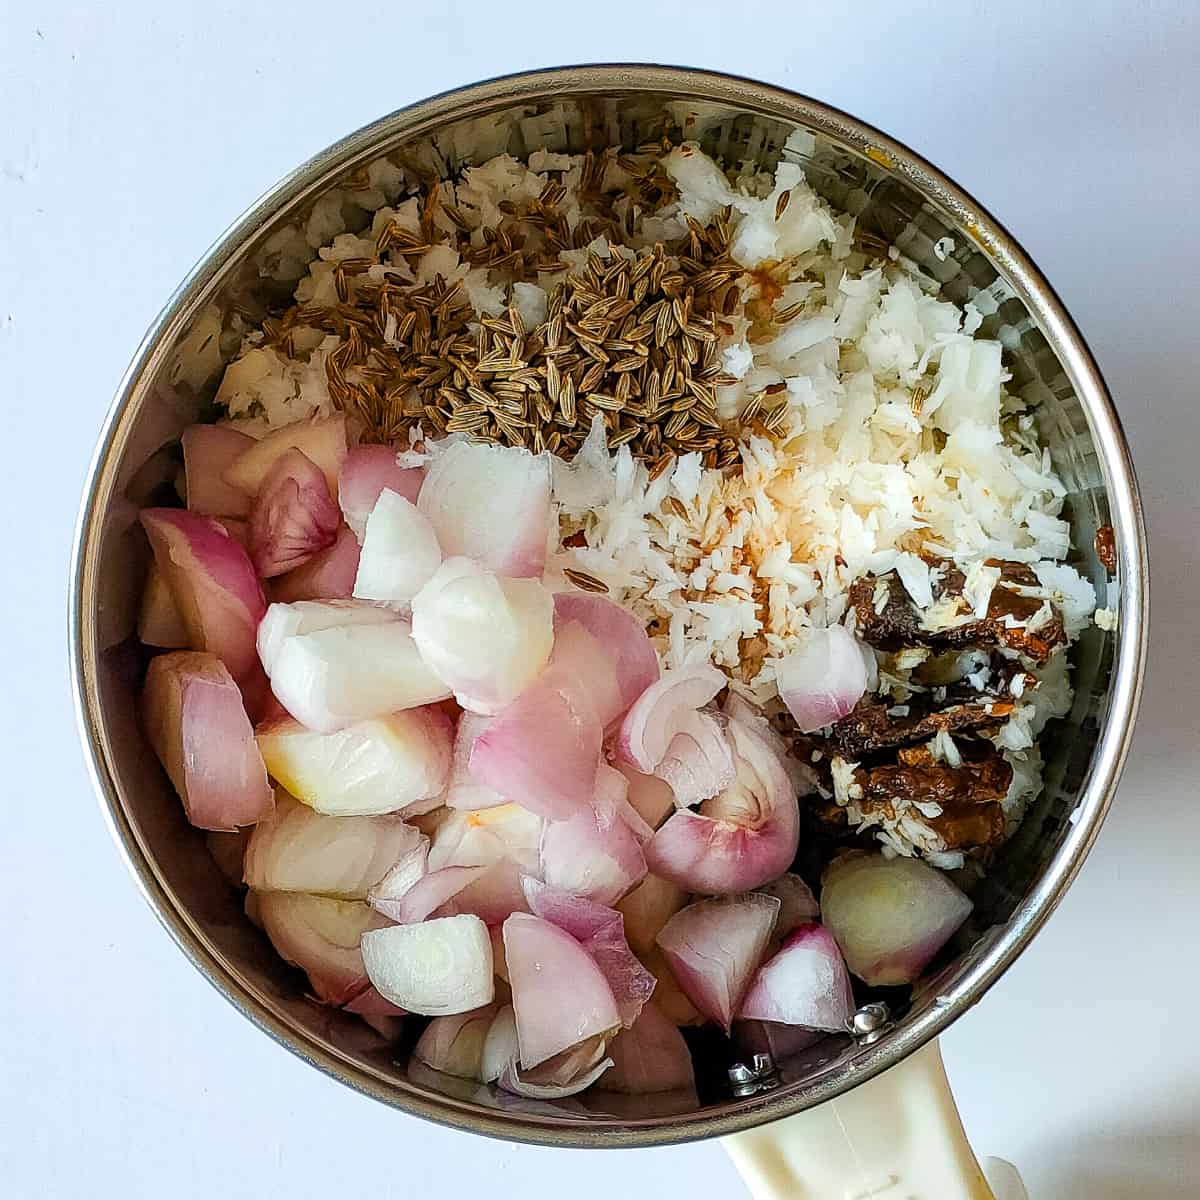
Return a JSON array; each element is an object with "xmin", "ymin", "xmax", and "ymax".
[{"xmin": 849, "ymin": 1002, "xmax": 894, "ymax": 1043}]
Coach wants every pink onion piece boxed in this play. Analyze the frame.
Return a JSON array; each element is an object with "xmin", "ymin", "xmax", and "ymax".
[
  {"xmin": 546, "ymin": 620, "xmax": 624, "ymax": 728},
  {"xmin": 734, "ymin": 1019, "xmax": 823, "ymax": 1062},
  {"xmin": 142, "ymin": 651, "xmax": 273, "ymax": 831},
  {"xmin": 338, "ymin": 445, "xmax": 424, "ymax": 542},
  {"xmin": 740, "ymin": 923, "xmax": 854, "ymax": 1031},
  {"xmin": 362, "ymin": 914, "xmax": 494, "ymax": 1016},
  {"xmin": 140, "ymin": 508, "xmax": 267, "ymax": 681},
  {"xmin": 366, "ymin": 833, "xmax": 429, "ymax": 909},
  {"xmin": 223, "ymin": 413, "xmax": 349, "ymax": 499},
  {"xmin": 655, "ymin": 709, "xmax": 736, "ymax": 809},
  {"xmin": 481, "ymin": 1004, "xmax": 520, "ymax": 1084},
  {"xmin": 600, "ymin": 1002, "xmax": 695, "ymax": 1094},
  {"xmin": 267, "ymin": 618, "xmax": 451, "ymax": 733},
  {"xmin": 521, "ymin": 879, "xmax": 656, "ymax": 1028},
  {"xmin": 248, "ymin": 448, "xmax": 340, "ymax": 577},
  {"xmin": 411, "ymin": 558, "xmax": 554, "ymax": 715},
  {"xmin": 820, "ymin": 852, "xmax": 973, "ymax": 986},
  {"xmin": 754, "ymin": 873, "xmax": 821, "ymax": 939},
  {"xmin": 138, "ymin": 564, "xmax": 189, "ymax": 648},
  {"xmin": 270, "ymin": 525, "xmax": 360, "ymax": 602},
  {"xmin": 497, "ymin": 1036, "xmax": 613, "ymax": 1100},
  {"xmin": 255, "ymin": 707, "xmax": 451, "ymax": 817},
  {"xmin": 617, "ymin": 664, "xmax": 727, "ymax": 771},
  {"xmin": 639, "ymin": 946, "xmax": 702, "ymax": 1027},
  {"xmin": 417, "ymin": 441, "xmax": 550, "ymax": 577},
  {"xmin": 370, "ymin": 864, "xmax": 488, "ymax": 923},
  {"xmin": 448, "ymin": 860, "xmax": 530, "ymax": 926},
  {"xmin": 427, "ymin": 805, "xmax": 542, "ymax": 878},
  {"xmin": 469, "ymin": 666, "xmax": 601, "ymax": 821},
  {"xmin": 243, "ymin": 792, "xmax": 420, "ymax": 897},
  {"xmin": 539, "ymin": 767, "xmax": 647, "ymax": 906},
  {"xmin": 342, "ymin": 987, "xmax": 408, "ymax": 1017},
  {"xmin": 182, "ymin": 424, "xmax": 254, "ymax": 518},
  {"xmin": 614, "ymin": 763, "xmax": 675, "ymax": 832},
  {"xmin": 445, "ymin": 714, "xmax": 506, "ymax": 811},
  {"xmin": 503, "ymin": 912, "xmax": 620, "ymax": 1069},
  {"xmin": 552, "ymin": 592, "xmax": 659, "ymax": 720},
  {"xmin": 723, "ymin": 691, "xmax": 819, "ymax": 795},
  {"xmin": 776, "ymin": 626, "xmax": 874, "ymax": 732},
  {"xmin": 256, "ymin": 891, "xmax": 383, "ymax": 1005},
  {"xmin": 352, "ymin": 489, "xmax": 442, "ymax": 609},
  {"xmin": 414, "ymin": 1005, "xmax": 497, "ymax": 1080},
  {"xmin": 616, "ymin": 874, "xmax": 688, "ymax": 958},
  {"xmin": 645, "ymin": 718, "xmax": 800, "ymax": 894},
  {"xmin": 655, "ymin": 893, "xmax": 780, "ymax": 1032}
]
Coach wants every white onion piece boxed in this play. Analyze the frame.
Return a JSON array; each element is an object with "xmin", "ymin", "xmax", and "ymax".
[
  {"xmin": 243, "ymin": 792, "xmax": 420, "ymax": 897},
  {"xmin": 820, "ymin": 852, "xmax": 973, "ymax": 986},
  {"xmin": 248, "ymin": 448, "xmax": 341, "ymax": 578},
  {"xmin": 414, "ymin": 1005, "xmax": 498, "ymax": 1080},
  {"xmin": 142, "ymin": 652, "xmax": 273, "ymax": 831},
  {"xmin": 445, "ymin": 713, "xmax": 506, "ymax": 811},
  {"xmin": 411, "ymin": 558, "xmax": 553, "ymax": 715},
  {"xmin": 138, "ymin": 564, "xmax": 189, "ymax": 648},
  {"xmin": 256, "ymin": 599, "xmax": 393, "ymax": 675},
  {"xmin": 617, "ymin": 663, "xmax": 728, "ymax": 773},
  {"xmin": 256, "ymin": 891, "xmax": 382, "ymax": 1005},
  {"xmin": 269, "ymin": 620, "xmax": 451, "ymax": 733},
  {"xmin": 469, "ymin": 666, "xmax": 601, "ymax": 820},
  {"xmin": 645, "ymin": 718, "xmax": 800, "ymax": 894},
  {"xmin": 539, "ymin": 767, "xmax": 647, "ymax": 905},
  {"xmin": 223, "ymin": 413, "xmax": 349, "ymax": 499},
  {"xmin": 655, "ymin": 894, "xmax": 779, "ymax": 1032},
  {"xmin": 503, "ymin": 912, "xmax": 620, "ymax": 1069},
  {"xmin": 481, "ymin": 1004, "xmax": 520, "ymax": 1084},
  {"xmin": 655, "ymin": 709, "xmax": 736, "ymax": 809},
  {"xmin": 553, "ymin": 592, "xmax": 659, "ymax": 713},
  {"xmin": 448, "ymin": 861, "xmax": 530, "ymax": 926},
  {"xmin": 417, "ymin": 441, "xmax": 550, "ymax": 577},
  {"xmin": 256, "ymin": 708, "xmax": 451, "ymax": 817},
  {"xmin": 183, "ymin": 424, "xmax": 255, "ymax": 519},
  {"xmin": 366, "ymin": 834, "xmax": 429, "ymax": 909},
  {"xmin": 614, "ymin": 763, "xmax": 675, "ymax": 832},
  {"xmin": 362, "ymin": 914, "xmax": 494, "ymax": 1016},
  {"xmin": 338, "ymin": 444, "xmax": 424, "ymax": 542},
  {"xmin": 270, "ymin": 525, "xmax": 360, "ymax": 603},
  {"xmin": 776, "ymin": 626, "xmax": 873, "ymax": 732},
  {"xmin": 342, "ymin": 987, "xmax": 407, "ymax": 1017},
  {"xmin": 353, "ymin": 489, "xmax": 442, "ymax": 609},
  {"xmin": 427, "ymin": 804, "xmax": 542, "ymax": 876},
  {"xmin": 370, "ymin": 865, "xmax": 488, "ymax": 923},
  {"xmin": 754, "ymin": 873, "xmax": 821, "ymax": 939},
  {"xmin": 616, "ymin": 874, "xmax": 688, "ymax": 958},
  {"xmin": 740, "ymin": 923, "xmax": 854, "ymax": 1031},
  {"xmin": 723, "ymin": 691, "xmax": 819, "ymax": 795},
  {"xmin": 141, "ymin": 508, "xmax": 267, "ymax": 681},
  {"xmin": 522, "ymin": 879, "xmax": 656, "ymax": 1028},
  {"xmin": 600, "ymin": 1002, "xmax": 695, "ymax": 1094}
]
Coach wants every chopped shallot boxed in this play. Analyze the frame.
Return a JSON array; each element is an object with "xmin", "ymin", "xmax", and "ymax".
[
  {"xmin": 182, "ymin": 423, "xmax": 254, "ymax": 518},
  {"xmin": 740, "ymin": 923, "xmax": 854, "ymax": 1031},
  {"xmin": 142, "ymin": 651, "xmax": 273, "ymax": 831},
  {"xmin": 600, "ymin": 1002, "xmax": 695, "ymax": 1094},
  {"xmin": 270, "ymin": 525, "xmax": 361, "ymax": 603},
  {"xmin": 754, "ymin": 873, "xmax": 821, "ymax": 940},
  {"xmin": 248, "ymin": 448, "xmax": 340, "ymax": 577},
  {"xmin": 338, "ymin": 444, "xmax": 424, "ymax": 542},
  {"xmin": 414, "ymin": 1005, "xmax": 498, "ymax": 1079},
  {"xmin": 775, "ymin": 626, "xmax": 875, "ymax": 732},
  {"xmin": 223, "ymin": 413, "xmax": 349, "ymax": 499},
  {"xmin": 445, "ymin": 713, "xmax": 506, "ymax": 811},
  {"xmin": 352, "ymin": 489, "xmax": 443, "ymax": 609},
  {"xmin": 138, "ymin": 564, "xmax": 188, "ymax": 648}
]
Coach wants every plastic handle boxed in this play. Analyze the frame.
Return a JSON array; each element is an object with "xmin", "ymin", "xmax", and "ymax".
[{"xmin": 724, "ymin": 1039, "xmax": 1010, "ymax": 1200}]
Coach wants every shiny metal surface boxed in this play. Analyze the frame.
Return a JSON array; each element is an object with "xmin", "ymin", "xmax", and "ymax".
[{"xmin": 70, "ymin": 64, "xmax": 1148, "ymax": 1148}]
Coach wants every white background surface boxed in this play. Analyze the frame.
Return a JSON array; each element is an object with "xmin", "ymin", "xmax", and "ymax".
[{"xmin": 2, "ymin": 2, "xmax": 1197, "ymax": 1197}]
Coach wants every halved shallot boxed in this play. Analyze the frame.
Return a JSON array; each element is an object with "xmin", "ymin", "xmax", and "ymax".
[
  {"xmin": 138, "ymin": 564, "xmax": 188, "ymax": 648},
  {"xmin": 820, "ymin": 852, "xmax": 973, "ymax": 986},
  {"xmin": 182, "ymin": 423, "xmax": 254, "ymax": 518},
  {"xmin": 352, "ymin": 489, "xmax": 442, "ymax": 609},
  {"xmin": 255, "ymin": 707, "xmax": 451, "ymax": 817},
  {"xmin": 414, "ymin": 1005, "xmax": 498, "ymax": 1080},
  {"xmin": 141, "ymin": 508, "xmax": 267, "ymax": 681},
  {"xmin": 267, "ymin": 618, "xmax": 451, "ymax": 732},
  {"xmin": 248, "ymin": 448, "xmax": 341, "ymax": 577},
  {"xmin": 503, "ymin": 912, "xmax": 620, "ymax": 1069},
  {"xmin": 617, "ymin": 664, "xmax": 734, "ymax": 806},
  {"xmin": 645, "ymin": 718, "xmax": 800, "ymax": 894},
  {"xmin": 739, "ymin": 923, "xmax": 854, "ymax": 1031},
  {"xmin": 521, "ymin": 879, "xmax": 656, "ymax": 1028},
  {"xmin": 223, "ymin": 413, "xmax": 349, "ymax": 499},
  {"xmin": 600, "ymin": 1002, "xmax": 695, "ymax": 1094},
  {"xmin": 256, "ymin": 891, "xmax": 383, "ymax": 1005},
  {"xmin": 338, "ymin": 444, "xmax": 424, "ymax": 541},
  {"xmin": 142, "ymin": 651, "xmax": 273, "ymax": 831},
  {"xmin": 243, "ymin": 792, "xmax": 420, "ymax": 898},
  {"xmin": 417, "ymin": 441, "xmax": 550, "ymax": 577},
  {"xmin": 361, "ymin": 913, "xmax": 494, "ymax": 1015},
  {"xmin": 775, "ymin": 626, "xmax": 876, "ymax": 732},
  {"xmin": 655, "ymin": 893, "xmax": 779, "ymax": 1032},
  {"xmin": 411, "ymin": 558, "xmax": 553, "ymax": 714},
  {"xmin": 269, "ymin": 525, "xmax": 361, "ymax": 603}
]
